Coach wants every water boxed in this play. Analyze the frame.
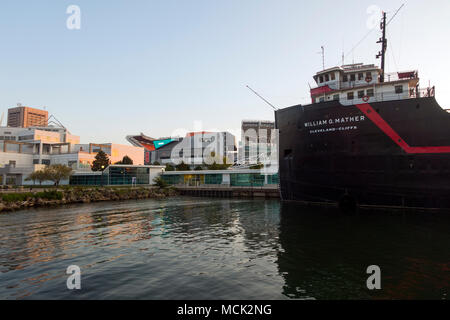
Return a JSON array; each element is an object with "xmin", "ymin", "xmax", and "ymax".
[{"xmin": 0, "ymin": 197, "xmax": 448, "ymax": 300}]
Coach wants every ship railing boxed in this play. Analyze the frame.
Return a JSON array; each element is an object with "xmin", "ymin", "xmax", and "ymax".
[
  {"xmin": 411, "ymin": 87, "xmax": 435, "ymax": 98},
  {"xmin": 339, "ymin": 88, "xmax": 435, "ymax": 106}
]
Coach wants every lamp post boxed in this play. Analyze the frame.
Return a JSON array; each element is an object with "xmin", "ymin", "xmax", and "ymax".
[{"xmin": 101, "ymin": 165, "xmax": 105, "ymax": 187}]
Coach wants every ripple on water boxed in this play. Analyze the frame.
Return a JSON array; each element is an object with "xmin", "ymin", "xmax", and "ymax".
[{"xmin": 0, "ymin": 197, "xmax": 449, "ymax": 300}]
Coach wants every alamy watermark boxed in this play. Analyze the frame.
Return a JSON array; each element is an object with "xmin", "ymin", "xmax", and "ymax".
[
  {"xmin": 66, "ymin": 5, "xmax": 81, "ymax": 30},
  {"xmin": 366, "ymin": 265, "xmax": 381, "ymax": 290},
  {"xmin": 366, "ymin": 5, "xmax": 382, "ymax": 30},
  {"xmin": 166, "ymin": 124, "xmax": 279, "ymax": 174},
  {"xmin": 66, "ymin": 265, "xmax": 81, "ymax": 290}
]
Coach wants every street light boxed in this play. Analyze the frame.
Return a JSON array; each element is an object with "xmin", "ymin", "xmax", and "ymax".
[{"xmin": 101, "ymin": 165, "xmax": 105, "ymax": 187}]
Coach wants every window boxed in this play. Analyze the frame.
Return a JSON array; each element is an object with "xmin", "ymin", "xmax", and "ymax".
[
  {"xmin": 366, "ymin": 72, "xmax": 372, "ymax": 78},
  {"xmin": 319, "ymin": 97, "xmax": 325, "ymax": 102},
  {"xmin": 325, "ymin": 74, "xmax": 330, "ymax": 82},
  {"xmin": 330, "ymin": 73, "xmax": 336, "ymax": 80},
  {"xmin": 367, "ymin": 89, "xmax": 374, "ymax": 97},
  {"xmin": 347, "ymin": 92, "xmax": 354, "ymax": 100},
  {"xmin": 333, "ymin": 94, "xmax": 340, "ymax": 101},
  {"xmin": 395, "ymin": 85, "xmax": 403, "ymax": 94},
  {"xmin": 0, "ymin": 136, "xmax": 16, "ymax": 141},
  {"xmin": 68, "ymin": 161, "xmax": 77, "ymax": 168},
  {"xmin": 358, "ymin": 73, "xmax": 364, "ymax": 80},
  {"xmin": 343, "ymin": 75, "xmax": 348, "ymax": 82},
  {"xmin": 358, "ymin": 90, "xmax": 365, "ymax": 98},
  {"xmin": 319, "ymin": 76, "xmax": 324, "ymax": 83},
  {"xmin": 19, "ymin": 135, "xmax": 34, "ymax": 141},
  {"xmin": 9, "ymin": 161, "xmax": 16, "ymax": 168},
  {"xmin": 350, "ymin": 74, "xmax": 356, "ymax": 82}
]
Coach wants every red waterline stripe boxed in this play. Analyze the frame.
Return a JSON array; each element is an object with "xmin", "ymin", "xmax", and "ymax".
[{"xmin": 355, "ymin": 103, "xmax": 450, "ymax": 154}]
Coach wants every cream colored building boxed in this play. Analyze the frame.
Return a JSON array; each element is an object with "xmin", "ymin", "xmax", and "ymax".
[{"xmin": 0, "ymin": 126, "xmax": 144, "ymax": 185}]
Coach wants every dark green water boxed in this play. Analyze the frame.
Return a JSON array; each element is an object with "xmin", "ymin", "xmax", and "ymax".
[{"xmin": 0, "ymin": 197, "xmax": 448, "ymax": 299}]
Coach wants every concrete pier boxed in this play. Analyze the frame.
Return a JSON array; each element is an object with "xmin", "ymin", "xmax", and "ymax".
[{"xmin": 175, "ymin": 186, "xmax": 280, "ymax": 199}]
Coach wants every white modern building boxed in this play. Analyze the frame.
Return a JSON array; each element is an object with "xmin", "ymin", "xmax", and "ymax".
[{"xmin": 0, "ymin": 125, "xmax": 145, "ymax": 186}]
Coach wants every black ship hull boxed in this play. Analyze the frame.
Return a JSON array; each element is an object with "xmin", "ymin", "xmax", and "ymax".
[{"xmin": 275, "ymin": 97, "xmax": 450, "ymax": 209}]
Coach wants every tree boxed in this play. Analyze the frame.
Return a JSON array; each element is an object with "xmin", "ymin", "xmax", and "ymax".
[
  {"xmin": 36, "ymin": 170, "xmax": 51, "ymax": 185},
  {"xmin": 194, "ymin": 166, "xmax": 204, "ymax": 171},
  {"xmin": 92, "ymin": 150, "xmax": 110, "ymax": 171},
  {"xmin": 165, "ymin": 164, "xmax": 175, "ymax": 171},
  {"xmin": 46, "ymin": 164, "xmax": 73, "ymax": 186},
  {"xmin": 153, "ymin": 161, "xmax": 161, "ymax": 165},
  {"xmin": 153, "ymin": 176, "xmax": 168, "ymax": 189},
  {"xmin": 115, "ymin": 155, "xmax": 133, "ymax": 165},
  {"xmin": 25, "ymin": 171, "xmax": 38, "ymax": 185},
  {"xmin": 25, "ymin": 170, "xmax": 51, "ymax": 185},
  {"xmin": 175, "ymin": 161, "xmax": 190, "ymax": 171},
  {"xmin": 249, "ymin": 163, "xmax": 264, "ymax": 170},
  {"xmin": 205, "ymin": 156, "xmax": 233, "ymax": 170},
  {"xmin": 204, "ymin": 151, "xmax": 233, "ymax": 170}
]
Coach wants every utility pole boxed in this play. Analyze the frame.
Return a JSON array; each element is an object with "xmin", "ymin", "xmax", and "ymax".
[{"xmin": 376, "ymin": 12, "xmax": 387, "ymax": 83}]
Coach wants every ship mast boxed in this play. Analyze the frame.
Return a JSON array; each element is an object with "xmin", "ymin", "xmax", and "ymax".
[{"xmin": 376, "ymin": 12, "xmax": 387, "ymax": 83}]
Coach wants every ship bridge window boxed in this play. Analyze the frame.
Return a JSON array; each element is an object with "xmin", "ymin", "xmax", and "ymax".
[
  {"xmin": 395, "ymin": 85, "xmax": 403, "ymax": 94},
  {"xmin": 358, "ymin": 90, "xmax": 365, "ymax": 98},
  {"xmin": 319, "ymin": 75, "xmax": 324, "ymax": 83},
  {"xmin": 347, "ymin": 92, "xmax": 354, "ymax": 100},
  {"xmin": 367, "ymin": 89, "xmax": 374, "ymax": 97},
  {"xmin": 350, "ymin": 74, "xmax": 356, "ymax": 82},
  {"xmin": 333, "ymin": 94, "xmax": 340, "ymax": 101},
  {"xmin": 325, "ymin": 74, "xmax": 330, "ymax": 81},
  {"xmin": 358, "ymin": 73, "xmax": 364, "ymax": 80},
  {"xmin": 331, "ymin": 73, "xmax": 336, "ymax": 80},
  {"xmin": 343, "ymin": 75, "xmax": 348, "ymax": 82}
]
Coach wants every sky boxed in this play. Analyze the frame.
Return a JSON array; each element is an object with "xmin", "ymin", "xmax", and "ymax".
[{"xmin": 0, "ymin": 0, "xmax": 449, "ymax": 144}]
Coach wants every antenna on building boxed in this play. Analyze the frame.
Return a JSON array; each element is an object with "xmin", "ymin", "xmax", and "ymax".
[
  {"xmin": 317, "ymin": 46, "xmax": 325, "ymax": 70},
  {"xmin": 376, "ymin": 12, "xmax": 387, "ymax": 82},
  {"xmin": 376, "ymin": 4, "xmax": 405, "ymax": 83},
  {"xmin": 246, "ymin": 85, "xmax": 278, "ymax": 111}
]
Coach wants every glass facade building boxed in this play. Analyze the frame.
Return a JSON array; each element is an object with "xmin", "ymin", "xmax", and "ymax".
[
  {"xmin": 70, "ymin": 165, "xmax": 159, "ymax": 186},
  {"xmin": 161, "ymin": 171, "xmax": 278, "ymax": 187}
]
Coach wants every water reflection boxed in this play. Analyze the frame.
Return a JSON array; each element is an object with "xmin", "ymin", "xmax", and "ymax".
[
  {"xmin": 0, "ymin": 198, "xmax": 448, "ymax": 299},
  {"xmin": 277, "ymin": 203, "xmax": 450, "ymax": 299}
]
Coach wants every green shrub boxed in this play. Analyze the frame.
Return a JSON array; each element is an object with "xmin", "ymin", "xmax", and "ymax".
[
  {"xmin": 34, "ymin": 190, "xmax": 63, "ymax": 200},
  {"xmin": 153, "ymin": 176, "xmax": 168, "ymax": 189},
  {"xmin": 1, "ymin": 193, "xmax": 34, "ymax": 202}
]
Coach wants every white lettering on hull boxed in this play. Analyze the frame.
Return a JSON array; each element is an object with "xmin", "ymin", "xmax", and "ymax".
[{"xmin": 304, "ymin": 115, "xmax": 365, "ymax": 128}]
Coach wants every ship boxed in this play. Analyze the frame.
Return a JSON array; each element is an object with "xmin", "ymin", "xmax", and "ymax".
[{"xmin": 275, "ymin": 12, "xmax": 450, "ymax": 210}]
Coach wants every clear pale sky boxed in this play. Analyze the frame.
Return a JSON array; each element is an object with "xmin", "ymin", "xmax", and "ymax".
[{"xmin": 0, "ymin": 0, "xmax": 449, "ymax": 144}]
